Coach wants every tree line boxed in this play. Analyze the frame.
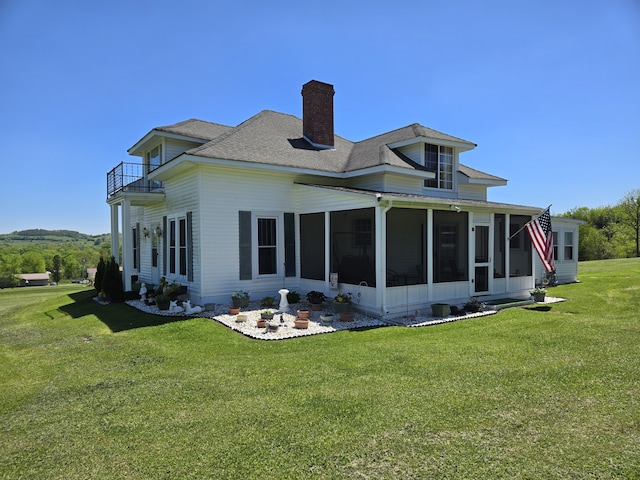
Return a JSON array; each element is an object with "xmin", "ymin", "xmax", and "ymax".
[
  {"xmin": 0, "ymin": 230, "xmax": 113, "ymax": 287},
  {"xmin": 559, "ymin": 189, "xmax": 640, "ymax": 261}
]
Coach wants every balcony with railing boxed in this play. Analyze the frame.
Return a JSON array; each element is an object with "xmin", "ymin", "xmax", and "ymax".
[{"xmin": 107, "ymin": 162, "xmax": 164, "ymax": 201}]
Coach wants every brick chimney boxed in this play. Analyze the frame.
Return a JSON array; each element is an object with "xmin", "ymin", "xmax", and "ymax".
[{"xmin": 302, "ymin": 80, "xmax": 335, "ymax": 149}]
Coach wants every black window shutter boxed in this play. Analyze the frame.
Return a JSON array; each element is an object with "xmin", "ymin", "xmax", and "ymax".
[
  {"xmin": 162, "ymin": 216, "xmax": 167, "ymax": 276},
  {"xmin": 135, "ymin": 222, "xmax": 141, "ymax": 270},
  {"xmin": 186, "ymin": 211, "xmax": 194, "ymax": 282},
  {"xmin": 284, "ymin": 212, "xmax": 296, "ymax": 277},
  {"xmin": 239, "ymin": 211, "xmax": 252, "ymax": 280}
]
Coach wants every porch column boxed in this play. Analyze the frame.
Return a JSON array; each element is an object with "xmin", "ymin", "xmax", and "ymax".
[
  {"xmin": 426, "ymin": 209, "xmax": 434, "ymax": 295},
  {"xmin": 121, "ymin": 199, "xmax": 133, "ymax": 291},
  {"xmin": 324, "ymin": 212, "xmax": 332, "ymax": 291},
  {"xmin": 505, "ymin": 213, "xmax": 510, "ymax": 293},
  {"xmin": 376, "ymin": 203, "xmax": 387, "ymax": 314},
  {"xmin": 110, "ymin": 203, "xmax": 119, "ymax": 260}
]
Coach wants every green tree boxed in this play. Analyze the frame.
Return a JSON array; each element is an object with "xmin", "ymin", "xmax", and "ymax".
[
  {"xmin": 102, "ymin": 256, "xmax": 123, "ymax": 302},
  {"xmin": 0, "ymin": 250, "xmax": 21, "ymax": 276},
  {"xmin": 20, "ymin": 251, "xmax": 46, "ymax": 273},
  {"xmin": 52, "ymin": 255, "xmax": 62, "ymax": 283},
  {"xmin": 95, "ymin": 257, "xmax": 106, "ymax": 295},
  {"xmin": 618, "ymin": 189, "xmax": 640, "ymax": 257}
]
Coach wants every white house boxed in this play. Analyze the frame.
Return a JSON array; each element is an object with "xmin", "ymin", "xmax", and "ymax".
[
  {"xmin": 107, "ymin": 80, "xmax": 576, "ymax": 318},
  {"xmin": 535, "ymin": 216, "xmax": 583, "ymax": 285}
]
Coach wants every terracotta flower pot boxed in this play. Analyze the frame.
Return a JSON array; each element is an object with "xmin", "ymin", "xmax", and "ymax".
[
  {"xmin": 294, "ymin": 318, "xmax": 309, "ymax": 329},
  {"xmin": 311, "ymin": 303, "xmax": 323, "ymax": 311},
  {"xmin": 297, "ymin": 309, "xmax": 310, "ymax": 319},
  {"xmin": 339, "ymin": 312, "xmax": 355, "ymax": 322},
  {"xmin": 229, "ymin": 306, "xmax": 241, "ymax": 315},
  {"xmin": 256, "ymin": 319, "xmax": 267, "ymax": 328}
]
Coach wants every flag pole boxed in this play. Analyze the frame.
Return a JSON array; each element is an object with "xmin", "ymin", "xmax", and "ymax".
[{"xmin": 507, "ymin": 205, "xmax": 552, "ymax": 241}]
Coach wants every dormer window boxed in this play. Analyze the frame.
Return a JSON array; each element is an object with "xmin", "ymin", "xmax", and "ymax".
[
  {"xmin": 424, "ymin": 144, "xmax": 453, "ymax": 189},
  {"xmin": 146, "ymin": 145, "xmax": 162, "ymax": 173}
]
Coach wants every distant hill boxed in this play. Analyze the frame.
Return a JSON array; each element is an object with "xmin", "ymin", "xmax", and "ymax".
[{"xmin": 0, "ymin": 229, "xmax": 110, "ymax": 245}]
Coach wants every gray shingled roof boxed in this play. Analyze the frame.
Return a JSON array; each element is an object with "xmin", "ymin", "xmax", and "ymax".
[
  {"xmin": 155, "ymin": 118, "xmax": 233, "ymax": 141},
  {"xmin": 459, "ymin": 164, "xmax": 506, "ymax": 182},
  {"xmin": 151, "ymin": 110, "xmax": 498, "ymax": 181},
  {"xmin": 187, "ymin": 111, "xmax": 354, "ymax": 172}
]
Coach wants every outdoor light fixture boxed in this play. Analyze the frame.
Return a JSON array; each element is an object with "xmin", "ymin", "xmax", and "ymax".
[
  {"xmin": 143, "ymin": 227, "xmax": 149, "ymax": 238},
  {"xmin": 450, "ymin": 204, "xmax": 461, "ymax": 213},
  {"xmin": 154, "ymin": 225, "xmax": 162, "ymax": 237}
]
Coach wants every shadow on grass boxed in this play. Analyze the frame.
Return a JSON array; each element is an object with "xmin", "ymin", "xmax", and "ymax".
[
  {"xmin": 523, "ymin": 305, "xmax": 553, "ymax": 312},
  {"xmin": 59, "ymin": 290, "xmax": 194, "ymax": 333}
]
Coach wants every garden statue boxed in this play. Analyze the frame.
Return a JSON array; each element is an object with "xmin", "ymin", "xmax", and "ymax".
[
  {"xmin": 139, "ymin": 282, "xmax": 147, "ymax": 301},
  {"xmin": 169, "ymin": 300, "xmax": 184, "ymax": 313},
  {"xmin": 184, "ymin": 300, "xmax": 203, "ymax": 314}
]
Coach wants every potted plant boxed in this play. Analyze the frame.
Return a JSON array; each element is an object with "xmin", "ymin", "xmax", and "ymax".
[
  {"xmin": 531, "ymin": 287, "xmax": 547, "ymax": 303},
  {"xmin": 306, "ymin": 291, "xmax": 326, "ymax": 310},
  {"xmin": 155, "ymin": 293, "xmax": 171, "ymax": 311},
  {"xmin": 260, "ymin": 296, "xmax": 275, "ymax": 307},
  {"xmin": 232, "ymin": 290, "xmax": 250, "ymax": 308},
  {"xmin": 333, "ymin": 292, "xmax": 352, "ymax": 313},
  {"xmin": 287, "ymin": 291, "xmax": 301, "ymax": 304},
  {"xmin": 261, "ymin": 309, "xmax": 274, "ymax": 320},
  {"xmin": 463, "ymin": 297, "xmax": 485, "ymax": 313},
  {"xmin": 339, "ymin": 312, "xmax": 355, "ymax": 322},
  {"xmin": 320, "ymin": 313, "xmax": 335, "ymax": 325},
  {"xmin": 296, "ymin": 309, "xmax": 310, "ymax": 319},
  {"xmin": 229, "ymin": 306, "xmax": 241, "ymax": 315},
  {"xmin": 431, "ymin": 303, "xmax": 450, "ymax": 317}
]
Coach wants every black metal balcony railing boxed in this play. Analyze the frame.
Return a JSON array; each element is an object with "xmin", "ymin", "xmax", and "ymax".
[{"xmin": 107, "ymin": 162, "xmax": 163, "ymax": 198}]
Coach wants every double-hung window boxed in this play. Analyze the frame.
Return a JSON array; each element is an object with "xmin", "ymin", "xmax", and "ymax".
[
  {"xmin": 257, "ymin": 217, "xmax": 277, "ymax": 275},
  {"xmin": 424, "ymin": 144, "xmax": 453, "ymax": 189},
  {"xmin": 564, "ymin": 232, "xmax": 574, "ymax": 260},
  {"xmin": 147, "ymin": 145, "xmax": 161, "ymax": 172},
  {"xmin": 168, "ymin": 216, "xmax": 188, "ymax": 276}
]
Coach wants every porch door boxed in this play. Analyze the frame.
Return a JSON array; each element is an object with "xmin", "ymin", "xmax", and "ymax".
[{"xmin": 473, "ymin": 224, "xmax": 490, "ymax": 294}]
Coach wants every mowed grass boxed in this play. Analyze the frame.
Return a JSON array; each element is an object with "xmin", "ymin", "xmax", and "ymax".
[{"xmin": 1, "ymin": 260, "xmax": 639, "ymax": 479}]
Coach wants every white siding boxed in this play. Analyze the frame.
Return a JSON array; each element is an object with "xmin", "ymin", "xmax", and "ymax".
[
  {"xmin": 164, "ymin": 139, "xmax": 204, "ymax": 162},
  {"xmin": 458, "ymin": 184, "xmax": 488, "ymax": 201},
  {"xmin": 397, "ymin": 143, "xmax": 422, "ymax": 164},
  {"xmin": 198, "ymin": 167, "xmax": 304, "ymax": 304},
  {"xmin": 534, "ymin": 217, "xmax": 581, "ymax": 284}
]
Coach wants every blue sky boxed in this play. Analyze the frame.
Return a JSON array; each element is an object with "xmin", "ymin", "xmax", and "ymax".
[{"xmin": 1, "ymin": 0, "xmax": 638, "ymax": 235}]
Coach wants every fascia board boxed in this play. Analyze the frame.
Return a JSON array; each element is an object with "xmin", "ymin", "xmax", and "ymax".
[
  {"xmin": 387, "ymin": 136, "xmax": 476, "ymax": 152},
  {"xmin": 128, "ymin": 131, "xmax": 209, "ymax": 156}
]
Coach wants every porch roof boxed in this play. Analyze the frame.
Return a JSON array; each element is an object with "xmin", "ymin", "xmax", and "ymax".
[{"xmin": 297, "ymin": 184, "xmax": 542, "ymax": 215}]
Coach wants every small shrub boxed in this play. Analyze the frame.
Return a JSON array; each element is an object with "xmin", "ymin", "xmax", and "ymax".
[{"xmin": 287, "ymin": 291, "xmax": 300, "ymax": 304}]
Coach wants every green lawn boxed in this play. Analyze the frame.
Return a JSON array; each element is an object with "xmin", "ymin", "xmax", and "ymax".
[{"xmin": 1, "ymin": 259, "xmax": 639, "ymax": 479}]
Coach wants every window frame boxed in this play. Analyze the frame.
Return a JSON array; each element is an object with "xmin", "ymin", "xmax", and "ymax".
[
  {"xmin": 564, "ymin": 231, "xmax": 574, "ymax": 261},
  {"xmin": 166, "ymin": 213, "xmax": 188, "ymax": 279},
  {"xmin": 252, "ymin": 212, "xmax": 283, "ymax": 278},
  {"xmin": 146, "ymin": 144, "xmax": 162, "ymax": 173},
  {"xmin": 423, "ymin": 143, "xmax": 454, "ymax": 190}
]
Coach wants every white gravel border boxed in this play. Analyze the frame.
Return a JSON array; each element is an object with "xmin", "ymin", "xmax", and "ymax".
[{"xmin": 122, "ymin": 296, "xmax": 566, "ymax": 340}]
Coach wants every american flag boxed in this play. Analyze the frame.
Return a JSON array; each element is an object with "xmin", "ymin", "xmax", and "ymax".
[{"xmin": 526, "ymin": 207, "xmax": 554, "ymax": 272}]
